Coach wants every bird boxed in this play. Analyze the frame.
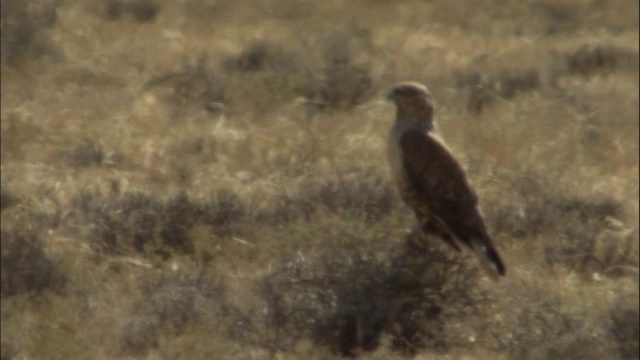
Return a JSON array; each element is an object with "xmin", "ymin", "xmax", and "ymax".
[{"xmin": 386, "ymin": 81, "xmax": 506, "ymax": 280}]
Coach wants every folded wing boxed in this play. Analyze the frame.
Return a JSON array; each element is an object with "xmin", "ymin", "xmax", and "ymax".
[{"xmin": 400, "ymin": 128, "xmax": 506, "ymax": 279}]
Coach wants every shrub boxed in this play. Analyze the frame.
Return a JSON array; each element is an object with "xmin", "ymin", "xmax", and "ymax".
[
  {"xmin": 68, "ymin": 140, "xmax": 106, "ymax": 167},
  {"xmin": 104, "ymin": 0, "xmax": 160, "ymax": 22},
  {"xmin": 609, "ymin": 296, "xmax": 640, "ymax": 360},
  {"xmin": 1, "ymin": 222, "xmax": 66, "ymax": 298},
  {"xmin": 493, "ymin": 281, "xmax": 618, "ymax": 360},
  {"xmin": 121, "ymin": 270, "xmax": 227, "ymax": 355},
  {"xmin": 69, "ymin": 189, "xmax": 250, "ymax": 257},
  {"xmin": 223, "ymin": 41, "xmax": 296, "ymax": 73},
  {"xmin": 0, "ymin": 187, "xmax": 19, "ymax": 211},
  {"xmin": 0, "ymin": 0, "xmax": 59, "ymax": 66},
  {"xmin": 258, "ymin": 233, "xmax": 484, "ymax": 356},
  {"xmin": 564, "ymin": 44, "xmax": 640, "ymax": 77}
]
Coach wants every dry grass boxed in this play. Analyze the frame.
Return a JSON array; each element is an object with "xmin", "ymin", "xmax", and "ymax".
[{"xmin": 1, "ymin": 0, "xmax": 638, "ymax": 359}]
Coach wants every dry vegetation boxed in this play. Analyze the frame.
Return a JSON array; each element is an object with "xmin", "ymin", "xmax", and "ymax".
[{"xmin": 1, "ymin": 0, "xmax": 639, "ymax": 359}]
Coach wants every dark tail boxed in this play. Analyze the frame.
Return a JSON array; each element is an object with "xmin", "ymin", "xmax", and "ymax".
[{"xmin": 470, "ymin": 241, "xmax": 506, "ymax": 281}]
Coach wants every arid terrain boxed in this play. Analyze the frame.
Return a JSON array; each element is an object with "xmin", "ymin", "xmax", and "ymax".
[{"xmin": 1, "ymin": 0, "xmax": 638, "ymax": 359}]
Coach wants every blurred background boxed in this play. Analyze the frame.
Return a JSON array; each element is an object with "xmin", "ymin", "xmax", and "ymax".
[{"xmin": 1, "ymin": 0, "xmax": 638, "ymax": 359}]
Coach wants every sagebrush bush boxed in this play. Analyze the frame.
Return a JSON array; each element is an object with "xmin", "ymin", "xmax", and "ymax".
[
  {"xmin": 563, "ymin": 44, "xmax": 640, "ymax": 77},
  {"xmin": 491, "ymin": 281, "xmax": 619, "ymax": 360},
  {"xmin": 121, "ymin": 270, "xmax": 227, "ymax": 355},
  {"xmin": 0, "ymin": 187, "xmax": 19, "ymax": 211},
  {"xmin": 483, "ymin": 168, "xmax": 631, "ymax": 276},
  {"xmin": 223, "ymin": 40, "xmax": 297, "ymax": 73},
  {"xmin": 1, "ymin": 221, "xmax": 66, "ymax": 298},
  {"xmin": 258, "ymin": 232, "xmax": 484, "ymax": 356},
  {"xmin": 609, "ymin": 295, "xmax": 640, "ymax": 360},
  {"xmin": 69, "ymin": 189, "xmax": 246, "ymax": 256},
  {"xmin": 104, "ymin": 0, "xmax": 160, "ymax": 22},
  {"xmin": 67, "ymin": 140, "xmax": 106, "ymax": 167},
  {"xmin": 0, "ymin": 0, "xmax": 59, "ymax": 65}
]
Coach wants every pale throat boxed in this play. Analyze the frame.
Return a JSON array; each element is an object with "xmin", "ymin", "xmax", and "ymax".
[
  {"xmin": 394, "ymin": 100, "xmax": 434, "ymax": 132},
  {"xmin": 394, "ymin": 111, "xmax": 435, "ymax": 133},
  {"xmin": 386, "ymin": 108, "xmax": 438, "ymax": 180}
]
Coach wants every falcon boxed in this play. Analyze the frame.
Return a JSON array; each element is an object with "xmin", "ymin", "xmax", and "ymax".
[{"xmin": 386, "ymin": 82, "xmax": 506, "ymax": 280}]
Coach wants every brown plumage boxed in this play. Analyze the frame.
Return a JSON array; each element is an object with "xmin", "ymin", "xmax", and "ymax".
[{"xmin": 386, "ymin": 82, "xmax": 506, "ymax": 280}]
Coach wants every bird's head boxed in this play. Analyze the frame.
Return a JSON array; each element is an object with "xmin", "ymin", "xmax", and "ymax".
[{"xmin": 387, "ymin": 82, "xmax": 435, "ymax": 130}]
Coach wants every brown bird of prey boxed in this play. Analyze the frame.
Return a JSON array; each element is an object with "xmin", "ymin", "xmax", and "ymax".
[{"xmin": 386, "ymin": 82, "xmax": 506, "ymax": 280}]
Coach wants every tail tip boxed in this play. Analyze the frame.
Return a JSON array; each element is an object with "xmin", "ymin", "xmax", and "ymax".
[{"xmin": 479, "ymin": 245, "xmax": 506, "ymax": 279}]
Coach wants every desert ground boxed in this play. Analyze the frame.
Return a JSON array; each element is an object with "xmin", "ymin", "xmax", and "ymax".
[{"xmin": 1, "ymin": 0, "xmax": 638, "ymax": 359}]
